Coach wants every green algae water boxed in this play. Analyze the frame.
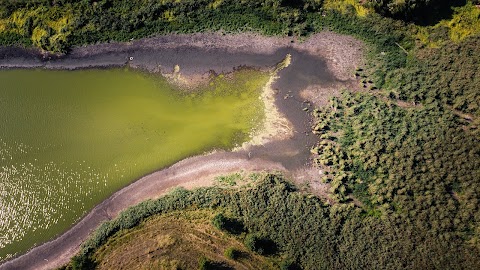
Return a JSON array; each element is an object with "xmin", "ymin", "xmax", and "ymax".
[{"xmin": 0, "ymin": 68, "xmax": 267, "ymax": 260}]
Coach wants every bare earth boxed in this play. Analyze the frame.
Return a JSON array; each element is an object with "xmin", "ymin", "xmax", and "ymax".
[{"xmin": 0, "ymin": 31, "xmax": 363, "ymax": 270}]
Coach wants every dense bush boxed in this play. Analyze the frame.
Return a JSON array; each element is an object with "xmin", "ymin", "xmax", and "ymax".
[
  {"xmin": 69, "ymin": 174, "xmax": 480, "ymax": 269},
  {"xmin": 0, "ymin": 0, "xmax": 326, "ymax": 52},
  {"xmin": 279, "ymin": 259, "xmax": 301, "ymax": 270},
  {"xmin": 198, "ymin": 255, "xmax": 214, "ymax": 270},
  {"xmin": 212, "ymin": 213, "xmax": 227, "ymax": 231},
  {"xmin": 310, "ymin": 31, "xmax": 480, "ymax": 266},
  {"xmin": 385, "ymin": 35, "xmax": 480, "ymax": 117},
  {"xmin": 243, "ymin": 234, "xmax": 267, "ymax": 255},
  {"xmin": 223, "ymin": 247, "xmax": 240, "ymax": 260},
  {"xmin": 367, "ymin": 0, "xmax": 467, "ymax": 23},
  {"xmin": 69, "ymin": 256, "xmax": 95, "ymax": 270},
  {"xmin": 212, "ymin": 213, "xmax": 244, "ymax": 234}
]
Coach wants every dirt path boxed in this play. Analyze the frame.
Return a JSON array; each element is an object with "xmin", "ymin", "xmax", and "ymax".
[{"xmin": 0, "ymin": 31, "xmax": 364, "ymax": 269}]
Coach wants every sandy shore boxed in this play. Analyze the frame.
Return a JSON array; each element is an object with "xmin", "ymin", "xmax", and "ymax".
[{"xmin": 0, "ymin": 31, "xmax": 363, "ymax": 270}]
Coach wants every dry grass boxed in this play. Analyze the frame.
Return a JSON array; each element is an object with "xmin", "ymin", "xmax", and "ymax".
[{"xmin": 93, "ymin": 210, "xmax": 275, "ymax": 270}]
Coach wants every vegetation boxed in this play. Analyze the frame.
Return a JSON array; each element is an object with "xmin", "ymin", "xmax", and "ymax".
[
  {"xmin": 309, "ymin": 2, "xmax": 480, "ymax": 268},
  {"xmin": 244, "ymin": 234, "xmax": 270, "ymax": 255},
  {"xmin": 386, "ymin": 35, "xmax": 480, "ymax": 117},
  {"xmin": 198, "ymin": 256, "xmax": 214, "ymax": 270},
  {"xmin": 212, "ymin": 213, "xmax": 244, "ymax": 235},
  {"xmin": 214, "ymin": 173, "xmax": 243, "ymax": 187},
  {"xmin": 4, "ymin": 0, "xmax": 479, "ymax": 269},
  {"xmin": 414, "ymin": 2, "xmax": 480, "ymax": 45},
  {"xmin": 367, "ymin": 0, "xmax": 454, "ymax": 22},
  {"xmin": 62, "ymin": 209, "xmax": 274, "ymax": 270},
  {"xmin": 224, "ymin": 247, "xmax": 240, "ymax": 260},
  {"xmin": 65, "ymin": 175, "xmax": 480, "ymax": 269},
  {"xmin": 0, "ymin": 0, "xmax": 323, "ymax": 52}
]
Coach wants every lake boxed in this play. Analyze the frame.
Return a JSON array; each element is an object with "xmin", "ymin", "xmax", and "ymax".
[{"xmin": 0, "ymin": 68, "xmax": 267, "ymax": 260}]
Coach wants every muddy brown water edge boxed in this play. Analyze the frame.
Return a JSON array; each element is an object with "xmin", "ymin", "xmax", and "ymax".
[{"xmin": 0, "ymin": 38, "xmax": 341, "ymax": 269}]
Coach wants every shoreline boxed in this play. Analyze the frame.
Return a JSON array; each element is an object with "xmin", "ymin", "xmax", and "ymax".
[
  {"xmin": 235, "ymin": 54, "xmax": 294, "ymax": 151},
  {"xmin": 0, "ymin": 31, "xmax": 362, "ymax": 78},
  {"xmin": 0, "ymin": 31, "xmax": 364, "ymax": 269}
]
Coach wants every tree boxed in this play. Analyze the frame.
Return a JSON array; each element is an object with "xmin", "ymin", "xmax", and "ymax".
[
  {"xmin": 224, "ymin": 247, "xmax": 240, "ymax": 260},
  {"xmin": 368, "ymin": 0, "xmax": 464, "ymax": 23}
]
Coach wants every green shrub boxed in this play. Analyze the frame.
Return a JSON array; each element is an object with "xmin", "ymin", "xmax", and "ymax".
[
  {"xmin": 244, "ymin": 234, "xmax": 277, "ymax": 255},
  {"xmin": 212, "ymin": 213, "xmax": 227, "ymax": 231},
  {"xmin": 70, "ymin": 254, "xmax": 96, "ymax": 270},
  {"xmin": 224, "ymin": 247, "xmax": 240, "ymax": 260},
  {"xmin": 243, "ymin": 234, "xmax": 259, "ymax": 254},
  {"xmin": 198, "ymin": 255, "xmax": 212, "ymax": 270},
  {"xmin": 211, "ymin": 213, "xmax": 244, "ymax": 235},
  {"xmin": 279, "ymin": 259, "xmax": 300, "ymax": 270},
  {"xmin": 69, "ymin": 174, "xmax": 480, "ymax": 269}
]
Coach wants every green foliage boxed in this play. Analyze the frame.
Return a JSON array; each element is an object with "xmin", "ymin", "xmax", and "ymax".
[
  {"xmin": 243, "ymin": 233, "xmax": 277, "ymax": 255},
  {"xmin": 232, "ymin": 175, "xmax": 480, "ymax": 269},
  {"xmin": 369, "ymin": 0, "xmax": 432, "ymax": 18},
  {"xmin": 386, "ymin": 35, "xmax": 480, "ymax": 117},
  {"xmin": 243, "ymin": 234, "xmax": 262, "ymax": 254},
  {"xmin": 212, "ymin": 213, "xmax": 227, "ymax": 231},
  {"xmin": 69, "ymin": 253, "xmax": 96, "ymax": 270},
  {"xmin": 368, "ymin": 0, "xmax": 466, "ymax": 24},
  {"xmin": 279, "ymin": 259, "xmax": 300, "ymax": 270},
  {"xmin": 414, "ymin": 2, "xmax": 480, "ymax": 45},
  {"xmin": 0, "ymin": 31, "xmax": 31, "ymax": 46},
  {"xmin": 212, "ymin": 213, "xmax": 245, "ymax": 234},
  {"xmin": 223, "ymin": 247, "xmax": 239, "ymax": 260},
  {"xmin": 0, "ymin": 0, "xmax": 326, "ymax": 52},
  {"xmin": 312, "ymin": 78, "xmax": 480, "ymax": 267},
  {"xmin": 307, "ymin": 8, "xmax": 480, "ymax": 266},
  {"xmin": 0, "ymin": 2, "xmax": 75, "ymax": 51},
  {"xmin": 215, "ymin": 173, "xmax": 242, "ymax": 186},
  {"xmin": 198, "ymin": 255, "xmax": 213, "ymax": 270},
  {"xmin": 69, "ymin": 174, "xmax": 480, "ymax": 269}
]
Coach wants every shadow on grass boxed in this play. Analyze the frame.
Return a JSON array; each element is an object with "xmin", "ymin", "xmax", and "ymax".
[
  {"xmin": 205, "ymin": 261, "xmax": 234, "ymax": 270},
  {"xmin": 408, "ymin": 0, "xmax": 467, "ymax": 26},
  {"xmin": 212, "ymin": 213, "xmax": 245, "ymax": 235}
]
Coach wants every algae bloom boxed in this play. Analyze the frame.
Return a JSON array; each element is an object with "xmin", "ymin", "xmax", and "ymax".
[{"xmin": 0, "ymin": 68, "xmax": 267, "ymax": 260}]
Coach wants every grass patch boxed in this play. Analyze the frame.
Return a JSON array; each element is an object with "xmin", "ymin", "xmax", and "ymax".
[
  {"xmin": 214, "ymin": 173, "xmax": 243, "ymax": 187},
  {"xmin": 88, "ymin": 209, "xmax": 274, "ymax": 270}
]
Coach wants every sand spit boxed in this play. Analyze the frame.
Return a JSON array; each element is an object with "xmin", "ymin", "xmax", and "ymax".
[{"xmin": 0, "ymin": 31, "xmax": 364, "ymax": 270}]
